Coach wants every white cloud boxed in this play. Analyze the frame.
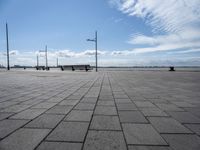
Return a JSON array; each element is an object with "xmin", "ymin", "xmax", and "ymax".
[
  {"xmin": 110, "ymin": 0, "xmax": 200, "ymax": 54},
  {"xmin": 111, "ymin": 0, "xmax": 200, "ymax": 33}
]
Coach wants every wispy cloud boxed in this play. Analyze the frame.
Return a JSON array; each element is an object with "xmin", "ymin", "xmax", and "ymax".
[
  {"xmin": 110, "ymin": 0, "xmax": 200, "ymax": 33},
  {"xmin": 110, "ymin": 0, "xmax": 200, "ymax": 54}
]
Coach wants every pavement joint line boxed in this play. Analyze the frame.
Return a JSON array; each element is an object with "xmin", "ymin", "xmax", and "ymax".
[
  {"xmin": 108, "ymin": 72, "xmax": 129, "ymax": 150},
  {"xmin": 33, "ymin": 74, "xmax": 102, "ymax": 150},
  {"xmin": 80, "ymin": 73, "xmax": 105, "ymax": 150}
]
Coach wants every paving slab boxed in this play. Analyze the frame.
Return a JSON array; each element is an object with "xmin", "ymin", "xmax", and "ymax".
[
  {"xmin": 46, "ymin": 121, "xmax": 89, "ymax": 142},
  {"xmin": 83, "ymin": 130, "xmax": 127, "ymax": 150},
  {"xmin": 167, "ymin": 111, "xmax": 200, "ymax": 123},
  {"xmin": 45, "ymin": 105, "xmax": 73, "ymax": 114},
  {"xmin": 74, "ymin": 103, "xmax": 95, "ymax": 110},
  {"xmin": 119, "ymin": 111, "xmax": 148, "ymax": 123},
  {"xmin": 116, "ymin": 103, "xmax": 137, "ymax": 111},
  {"xmin": 31, "ymin": 102, "xmax": 57, "ymax": 109},
  {"xmin": 128, "ymin": 146, "xmax": 172, "ymax": 150},
  {"xmin": 141, "ymin": 108, "xmax": 168, "ymax": 117},
  {"xmin": 148, "ymin": 117, "xmax": 192, "ymax": 133},
  {"xmin": 58, "ymin": 100, "xmax": 79, "ymax": 106},
  {"xmin": 10, "ymin": 108, "xmax": 46, "ymax": 120},
  {"xmin": 36, "ymin": 142, "xmax": 82, "ymax": 150},
  {"xmin": 90, "ymin": 115, "xmax": 121, "ymax": 130},
  {"xmin": 97, "ymin": 101, "xmax": 115, "ymax": 106},
  {"xmin": 184, "ymin": 124, "xmax": 200, "ymax": 135},
  {"xmin": 122, "ymin": 123, "xmax": 167, "ymax": 145},
  {"xmin": 80, "ymin": 97, "xmax": 98, "ymax": 103},
  {"xmin": 0, "ymin": 119, "xmax": 29, "ymax": 139},
  {"xmin": 0, "ymin": 104, "xmax": 31, "ymax": 113},
  {"xmin": 162, "ymin": 134, "xmax": 200, "ymax": 150},
  {"xmin": 134, "ymin": 101, "xmax": 156, "ymax": 108},
  {"xmin": 115, "ymin": 99, "xmax": 132, "ymax": 104},
  {"xmin": 0, "ymin": 113, "xmax": 14, "ymax": 121},
  {"xmin": 25, "ymin": 114, "xmax": 64, "ymax": 129},
  {"xmin": 94, "ymin": 106, "xmax": 117, "ymax": 115},
  {"xmin": 64, "ymin": 110, "xmax": 93, "ymax": 122},
  {"xmin": 0, "ymin": 128, "xmax": 50, "ymax": 150},
  {"xmin": 156, "ymin": 103, "xmax": 184, "ymax": 111}
]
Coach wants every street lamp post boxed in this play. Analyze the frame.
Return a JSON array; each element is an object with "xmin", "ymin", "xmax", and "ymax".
[
  {"xmin": 6, "ymin": 23, "xmax": 10, "ymax": 70},
  {"xmin": 87, "ymin": 31, "xmax": 98, "ymax": 72},
  {"xmin": 57, "ymin": 57, "xmax": 59, "ymax": 67},
  {"xmin": 39, "ymin": 45, "xmax": 48, "ymax": 70},
  {"xmin": 36, "ymin": 54, "xmax": 39, "ymax": 67}
]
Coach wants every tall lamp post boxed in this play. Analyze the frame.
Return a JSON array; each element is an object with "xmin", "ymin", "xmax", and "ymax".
[
  {"xmin": 36, "ymin": 54, "xmax": 39, "ymax": 67},
  {"xmin": 6, "ymin": 23, "xmax": 10, "ymax": 70},
  {"xmin": 87, "ymin": 31, "xmax": 98, "ymax": 72},
  {"xmin": 39, "ymin": 45, "xmax": 48, "ymax": 70}
]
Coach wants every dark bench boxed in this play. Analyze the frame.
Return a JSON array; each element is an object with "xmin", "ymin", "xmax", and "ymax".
[
  {"xmin": 169, "ymin": 66, "xmax": 175, "ymax": 71},
  {"xmin": 60, "ymin": 65, "xmax": 92, "ymax": 72},
  {"xmin": 36, "ymin": 66, "xmax": 50, "ymax": 70}
]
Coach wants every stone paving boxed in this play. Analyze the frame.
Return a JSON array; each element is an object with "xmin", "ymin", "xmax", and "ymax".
[{"xmin": 0, "ymin": 70, "xmax": 200, "ymax": 150}]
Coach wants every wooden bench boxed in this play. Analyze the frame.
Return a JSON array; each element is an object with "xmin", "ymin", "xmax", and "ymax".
[{"xmin": 60, "ymin": 65, "xmax": 92, "ymax": 72}]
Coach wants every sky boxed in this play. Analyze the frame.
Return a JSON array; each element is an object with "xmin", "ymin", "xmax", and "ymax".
[{"xmin": 0, "ymin": 0, "xmax": 200, "ymax": 66}]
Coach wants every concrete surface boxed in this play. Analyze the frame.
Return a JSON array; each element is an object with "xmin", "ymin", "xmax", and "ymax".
[{"xmin": 0, "ymin": 70, "xmax": 200, "ymax": 150}]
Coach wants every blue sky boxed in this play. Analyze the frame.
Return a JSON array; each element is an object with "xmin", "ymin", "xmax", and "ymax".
[{"xmin": 0, "ymin": 0, "xmax": 200, "ymax": 66}]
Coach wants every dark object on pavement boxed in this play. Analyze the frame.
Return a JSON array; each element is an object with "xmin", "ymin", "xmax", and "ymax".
[
  {"xmin": 169, "ymin": 66, "xmax": 175, "ymax": 71},
  {"xmin": 61, "ymin": 65, "xmax": 92, "ymax": 72}
]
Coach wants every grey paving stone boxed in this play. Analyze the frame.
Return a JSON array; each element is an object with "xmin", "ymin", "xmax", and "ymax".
[
  {"xmin": 58, "ymin": 100, "xmax": 79, "ymax": 106},
  {"xmin": 97, "ymin": 101, "xmax": 115, "ymax": 106},
  {"xmin": 0, "ymin": 113, "xmax": 14, "ymax": 120},
  {"xmin": 0, "ymin": 128, "xmax": 50, "ymax": 150},
  {"xmin": 134, "ymin": 101, "xmax": 156, "ymax": 108},
  {"xmin": 46, "ymin": 121, "xmax": 89, "ymax": 142},
  {"xmin": 94, "ymin": 106, "xmax": 117, "ymax": 115},
  {"xmin": 31, "ymin": 102, "xmax": 57, "ymax": 109},
  {"xmin": 184, "ymin": 124, "xmax": 200, "ymax": 135},
  {"xmin": 128, "ymin": 146, "xmax": 172, "ymax": 150},
  {"xmin": 45, "ymin": 105, "xmax": 73, "ymax": 114},
  {"xmin": 156, "ymin": 103, "xmax": 184, "ymax": 111},
  {"xmin": 10, "ymin": 108, "xmax": 46, "ymax": 120},
  {"xmin": 172, "ymin": 101, "xmax": 195, "ymax": 107},
  {"xmin": 184, "ymin": 108, "xmax": 200, "ymax": 117},
  {"xmin": 74, "ymin": 103, "xmax": 95, "ymax": 110},
  {"xmin": 64, "ymin": 110, "xmax": 93, "ymax": 122},
  {"xmin": 148, "ymin": 117, "xmax": 192, "ymax": 133},
  {"xmin": 162, "ymin": 134, "xmax": 200, "ymax": 150},
  {"xmin": 0, "ymin": 119, "xmax": 29, "ymax": 139},
  {"xmin": 36, "ymin": 142, "xmax": 82, "ymax": 150},
  {"xmin": 0, "ymin": 104, "xmax": 31, "ymax": 113},
  {"xmin": 119, "ymin": 111, "xmax": 148, "ymax": 123},
  {"xmin": 116, "ymin": 103, "xmax": 137, "ymax": 111},
  {"xmin": 25, "ymin": 114, "xmax": 64, "ymax": 129},
  {"xmin": 167, "ymin": 111, "xmax": 200, "ymax": 123},
  {"xmin": 83, "ymin": 130, "xmax": 127, "ymax": 150},
  {"xmin": 115, "ymin": 99, "xmax": 132, "ymax": 104},
  {"xmin": 90, "ymin": 115, "xmax": 121, "ymax": 130},
  {"xmin": 81, "ymin": 97, "xmax": 98, "ymax": 103},
  {"xmin": 122, "ymin": 123, "xmax": 167, "ymax": 145},
  {"xmin": 114, "ymin": 94, "xmax": 129, "ymax": 99},
  {"xmin": 0, "ymin": 101, "xmax": 19, "ymax": 109},
  {"xmin": 141, "ymin": 108, "xmax": 168, "ymax": 117}
]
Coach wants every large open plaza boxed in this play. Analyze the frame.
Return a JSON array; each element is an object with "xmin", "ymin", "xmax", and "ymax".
[{"xmin": 0, "ymin": 69, "xmax": 200, "ymax": 150}]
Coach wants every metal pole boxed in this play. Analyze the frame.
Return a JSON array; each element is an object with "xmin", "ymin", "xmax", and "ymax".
[
  {"xmin": 37, "ymin": 54, "xmax": 39, "ymax": 67},
  {"xmin": 95, "ymin": 31, "xmax": 97, "ymax": 72},
  {"xmin": 57, "ymin": 57, "xmax": 58, "ymax": 67},
  {"xmin": 45, "ymin": 45, "xmax": 48, "ymax": 69},
  {"xmin": 6, "ymin": 23, "xmax": 10, "ymax": 70}
]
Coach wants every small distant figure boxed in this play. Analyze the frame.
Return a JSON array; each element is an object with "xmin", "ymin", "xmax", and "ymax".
[{"xmin": 169, "ymin": 66, "xmax": 175, "ymax": 71}]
